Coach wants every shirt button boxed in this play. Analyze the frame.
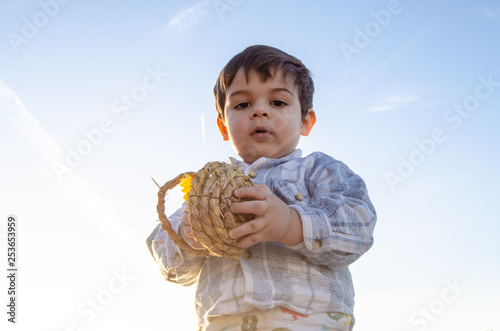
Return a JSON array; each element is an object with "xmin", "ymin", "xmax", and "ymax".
[
  {"xmin": 294, "ymin": 192, "xmax": 304, "ymax": 201},
  {"xmin": 174, "ymin": 253, "xmax": 181, "ymax": 262},
  {"xmin": 242, "ymin": 315, "xmax": 258, "ymax": 330},
  {"xmin": 312, "ymin": 239, "xmax": 322, "ymax": 250},
  {"xmin": 168, "ymin": 270, "xmax": 177, "ymax": 281},
  {"xmin": 248, "ymin": 170, "xmax": 257, "ymax": 179}
]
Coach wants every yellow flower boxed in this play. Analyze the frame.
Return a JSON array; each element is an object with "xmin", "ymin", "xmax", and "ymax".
[{"xmin": 180, "ymin": 173, "xmax": 193, "ymax": 201}]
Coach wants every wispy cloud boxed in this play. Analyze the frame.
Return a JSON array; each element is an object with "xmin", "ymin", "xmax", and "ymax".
[
  {"xmin": 0, "ymin": 78, "xmax": 63, "ymax": 162},
  {"xmin": 366, "ymin": 92, "xmax": 418, "ymax": 113},
  {"xmin": 0, "ymin": 78, "xmax": 139, "ymax": 247},
  {"xmin": 476, "ymin": 7, "xmax": 500, "ymax": 22},
  {"xmin": 165, "ymin": 1, "xmax": 211, "ymax": 35},
  {"xmin": 326, "ymin": 26, "xmax": 431, "ymax": 112}
]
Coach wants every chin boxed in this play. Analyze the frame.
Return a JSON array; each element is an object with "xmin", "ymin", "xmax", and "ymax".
[
  {"xmin": 238, "ymin": 151, "xmax": 259, "ymax": 164},
  {"xmin": 241, "ymin": 156, "xmax": 258, "ymax": 164}
]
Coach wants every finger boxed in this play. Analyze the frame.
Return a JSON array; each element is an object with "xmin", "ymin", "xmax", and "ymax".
[
  {"xmin": 229, "ymin": 218, "xmax": 266, "ymax": 239},
  {"xmin": 182, "ymin": 228, "xmax": 205, "ymax": 250},
  {"xmin": 190, "ymin": 240, "xmax": 205, "ymax": 250},
  {"xmin": 237, "ymin": 232, "xmax": 264, "ymax": 248},
  {"xmin": 230, "ymin": 200, "xmax": 267, "ymax": 215},
  {"xmin": 181, "ymin": 226, "xmax": 206, "ymax": 250},
  {"xmin": 233, "ymin": 184, "xmax": 269, "ymax": 200},
  {"xmin": 181, "ymin": 210, "xmax": 190, "ymax": 225},
  {"xmin": 181, "ymin": 225, "xmax": 193, "ymax": 239}
]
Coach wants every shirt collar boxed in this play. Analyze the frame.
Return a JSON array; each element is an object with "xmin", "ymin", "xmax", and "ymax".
[{"xmin": 229, "ymin": 149, "xmax": 302, "ymax": 171}]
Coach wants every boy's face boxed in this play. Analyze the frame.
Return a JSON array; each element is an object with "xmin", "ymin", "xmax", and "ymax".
[{"xmin": 217, "ymin": 68, "xmax": 315, "ymax": 164}]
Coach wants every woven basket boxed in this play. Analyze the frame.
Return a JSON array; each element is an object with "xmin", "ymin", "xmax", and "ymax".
[{"xmin": 156, "ymin": 161, "xmax": 254, "ymax": 259}]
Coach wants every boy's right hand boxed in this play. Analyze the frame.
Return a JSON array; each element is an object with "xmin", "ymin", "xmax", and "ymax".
[{"xmin": 180, "ymin": 209, "xmax": 205, "ymax": 250}]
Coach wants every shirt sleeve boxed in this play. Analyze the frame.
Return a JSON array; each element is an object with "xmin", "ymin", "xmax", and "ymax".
[
  {"xmin": 288, "ymin": 154, "xmax": 377, "ymax": 270},
  {"xmin": 146, "ymin": 206, "xmax": 206, "ymax": 286}
]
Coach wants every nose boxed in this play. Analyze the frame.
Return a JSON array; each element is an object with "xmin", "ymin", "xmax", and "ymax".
[{"xmin": 251, "ymin": 103, "xmax": 269, "ymax": 118}]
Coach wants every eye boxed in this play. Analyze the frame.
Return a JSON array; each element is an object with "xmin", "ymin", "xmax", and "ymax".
[
  {"xmin": 234, "ymin": 102, "xmax": 250, "ymax": 109},
  {"xmin": 271, "ymin": 100, "xmax": 287, "ymax": 107}
]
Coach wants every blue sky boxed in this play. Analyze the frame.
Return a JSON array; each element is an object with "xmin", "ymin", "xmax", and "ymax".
[{"xmin": 1, "ymin": 0, "xmax": 499, "ymax": 330}]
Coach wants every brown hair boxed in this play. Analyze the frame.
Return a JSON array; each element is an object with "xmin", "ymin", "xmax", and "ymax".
[{"xmin": 214, "ymin": 45, "xmax": 314, "ymax": 120}]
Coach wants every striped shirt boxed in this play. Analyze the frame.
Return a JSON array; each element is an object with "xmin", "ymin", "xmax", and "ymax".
[{"xmin": 146, "ymin": 149, "xmax": 376, "ymax": 328}]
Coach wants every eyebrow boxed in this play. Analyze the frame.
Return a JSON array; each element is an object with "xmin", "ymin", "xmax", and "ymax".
[{"xmin": 228, "ymin": 87, "xmax": 294, "ymax": 98}]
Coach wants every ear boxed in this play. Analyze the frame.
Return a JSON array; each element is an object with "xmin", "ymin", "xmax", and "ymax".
[
  {"xmin": 217, "ymin": 117, "xmax": 230, "ymax": 141},
  {"xmin": 301, "ymin": 109, "xmax": 316, "ymax": 136}
]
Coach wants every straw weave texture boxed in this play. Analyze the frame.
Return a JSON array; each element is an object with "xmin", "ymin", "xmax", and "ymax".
[{"xmin": 156, "ymin": 162, "xmax": 254, "ymax": 259}]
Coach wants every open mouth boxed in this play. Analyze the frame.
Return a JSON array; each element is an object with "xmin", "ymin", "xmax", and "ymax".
[
  {"xmin": 253, "ymin": 126, "xmax": 269, "ymax": 134},
  {"xmin": 252, "ymin": 127, "xmax": 271, "ymax": 139}
]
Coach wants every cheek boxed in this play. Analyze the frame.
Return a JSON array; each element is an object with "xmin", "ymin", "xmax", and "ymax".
[
  {"xmin": 227, "ymin": 114, "xmax": 246, "ymax": 132},
  {"xmin": 277, "ymin": 116, "xmax": 302, "ymax": 137},
  {"xmin": 277, "ymin": 110, "xmax": 301, "ymax": 127},
  {"xmin": 226, "ymin": 119, "xmax": 237, "ymax": 135}
]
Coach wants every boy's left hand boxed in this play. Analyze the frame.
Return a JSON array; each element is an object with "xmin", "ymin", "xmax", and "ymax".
[{"xmin": 229, "ymin": 184, "xmax": 303, "ymax": 248}]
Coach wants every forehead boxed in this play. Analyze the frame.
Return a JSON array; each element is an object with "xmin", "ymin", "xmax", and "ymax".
[{"xmin": 228, "ymin": 67, "xmax": 297, "ymax": 92}]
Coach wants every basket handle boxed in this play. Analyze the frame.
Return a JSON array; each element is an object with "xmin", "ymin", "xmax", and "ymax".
[{"xmin": 156, "ymin": 172, "xmax": 211, "ymax": 257}]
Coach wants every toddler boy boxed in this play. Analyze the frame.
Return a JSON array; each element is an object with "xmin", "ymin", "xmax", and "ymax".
[{"xmin": 147, "ymin": 45, "xmax": 376, "ymax": 330}]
